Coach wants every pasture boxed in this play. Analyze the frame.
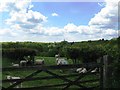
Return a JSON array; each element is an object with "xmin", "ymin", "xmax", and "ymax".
[
  {"xmin": 1, "ymin": 38, "xmax": 119, "ymax": 89},
  {"xmin": 2, "ymin": 57, "xmax": 99, "ymax": 89}
]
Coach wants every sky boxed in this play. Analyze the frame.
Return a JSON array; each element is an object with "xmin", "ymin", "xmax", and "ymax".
[{"xmin": 0, "ymin": 0, "xmax": 119, "ymax": 42}]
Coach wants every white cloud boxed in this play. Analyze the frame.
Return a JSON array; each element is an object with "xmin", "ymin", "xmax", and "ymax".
[
  {"xmin": 6, "ymin": 10, "xmax": 47, "ymax": 30},
  {"xmin": 3, "ymin": 0, "xmax": 47, "ymax": 33},
  {"xmin": 0, "ymin": 28, "xmax": 10, "ymax": 35},
  {"xmin": 44, "ymin": 27, "xmax": 64, "ymax": 36},
  {"xmin": 89, "ymin": 0, "xmax": 118, "ymax": 30},
  {"xmin": 64, "ymin": 23, "xmax": 79, "ymax": 33},
  {"xmin": 28, "ymin": 4, "xmax": 34, "ymax": 10},
  {"xmin": 51, "ymin": 13, "xmax": 59, "ymax": 16},
  {"xmin": 102, "ymin": 29, "xmax": 118, "ymax": 37},
  {"xmin": 98, "ymin": 2, "xmax": 106, "ymax": 7},
  {"xmin": 0, "ymin": 28, "xmax": 18, "ymax": 37},
  {"xmin": 0, "ymin": 0, "xmax": 31, "ymax": 12}
]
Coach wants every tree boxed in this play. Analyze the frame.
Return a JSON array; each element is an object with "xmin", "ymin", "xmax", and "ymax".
[
  {"xmin": 2, "ymin": 48, "xmax": 37, "ymax": 63},
  {"xmin": 80, "ymin": 45, "xmax": 105, "ymax": 63},
  {"xmin": 65, "ymin": 47, "xmax": 81, "ymax": 64}
]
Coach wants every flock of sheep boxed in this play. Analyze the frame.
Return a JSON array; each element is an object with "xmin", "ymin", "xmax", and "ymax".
[
  {"xmin": 7, "ymin": 57, "xmax": 45, "ymax": 88},
  {"xmin": 11, "ymin": 59, "xmax": 45, "ymax": 67},
  {"xmin": 6, "ymin": 54, "xmax": 98, "ymax": 88},
  {"xmin": 55, "ymin": 54, "xmax": 98, "ymax": 73}
]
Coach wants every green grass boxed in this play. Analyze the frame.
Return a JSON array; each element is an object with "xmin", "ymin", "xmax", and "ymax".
[
  {"xmin": 2, "ymin": 58, "xmax": 19, "ymax": 67},
  {"xmin": 35, "ymin": 56, "xmax": 73, "ymax": 65},
  {"xmin": 35, "ymin": 56, "xmax": 56, "ymax": 65}
]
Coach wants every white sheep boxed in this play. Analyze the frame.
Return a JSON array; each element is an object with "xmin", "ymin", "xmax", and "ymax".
[
  {"xmin": 55, "ymin": 58, "xmax": 68, "ymax": 73},
  {"xmin": 76, "ymin": 67, "xmax": 87, "ymax": 73},
  {"xmin": 56, "ymin": 58, "xmax": 68, "ymax": 65},
  {"xmin": 55, "ymin": 54, "xmax": 60, "ymax": 58},
  {"xmin": 20, "ymin": 60, "xmax": 27, "ymax": 66},
  {"xmin": 76, "ymin": 68, "xmax": 83, "ymax": 72},
  {"xmin": 91, "ymin": 68, "xmax": 98, "ymax": 73},
  {"xmin": 34, "ymin": 59, "xmax": 44, "ymax": 65},
  {"xmin": 12, "ymin": 63, "xmax": 19, "ymax": 67},
  {"xmin": 56, "ymin": 58, "xmax": 59, "ymax": 64},
  {"xmin": 6, "ymin": 75, "xmax": 22, "ymax": 88}
]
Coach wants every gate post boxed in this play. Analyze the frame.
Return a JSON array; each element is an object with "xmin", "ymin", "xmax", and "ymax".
[
  {"xmin": 103, "ymin": 55, "xmax": 112, "ymax": 88},
  {"xmin": 100, "ymin": 57, "xmax": 103, "ymax": 90}
]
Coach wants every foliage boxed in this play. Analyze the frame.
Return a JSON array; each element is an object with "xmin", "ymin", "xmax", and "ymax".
[
  {"xmin": 80, "ymin": 45, "xmax": 105, "ymax": 63},
  {"xmin": 2, "ymin": 48, "xmax": 36, "ymax": 60},
  {"xmin": 65, "ymin": 45, "xmax": 105, "ymax": 64},
  {"xmin": 65, "ymin": 47, "xmax": 81, "ymax": 64}
]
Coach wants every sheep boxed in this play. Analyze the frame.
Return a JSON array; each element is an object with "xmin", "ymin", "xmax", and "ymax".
[
  {"xmin": 55, "ymin": 54, "xmax": 60, "ymax": 58},
  {"xmin": 76, "ymin": 67, "xmax": 87, "ymax": 73},
  {"xmin": 20, "ymin": 60, "xmax": 27, "ymax": 66},
  {"xmin": 6, "ymin": 75, "xmax": 22, "ymax": 88},
  {"xmin": 56, "ymin": 58, "xmax": 59, "ymax": 64},
  {"xmin": 56, "ymin": 58, "xmax": 68, "ymax": 73},
  {"xmin": 34, "ymin": 59, "xmax": 44, "ymax": 65},
  {"xmin": 55, "ymin": 53, "xmax": 68, "ymax": 65},
  {"xmin": 76, "ymin": 68, "xmax": 83, "ymax": 72},
  {"xmin": 91, "ymin": 68, "xmax": 98, "ymax": 73},
  {"xmin": 56, "ymin": 58, "xmax": 68, "ymax": 65},
  {"xmin": 12, "ymin": 63, "xmax": 19, "ymax": 67}
]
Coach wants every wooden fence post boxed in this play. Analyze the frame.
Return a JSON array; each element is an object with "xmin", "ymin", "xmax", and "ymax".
[
  {"xmin": 100, "ymin": 57, "xmax": 103, "ymax": 90},
  {"xmin": 103, "ymin": 55, "xmax": 112, "ymax": 88}
]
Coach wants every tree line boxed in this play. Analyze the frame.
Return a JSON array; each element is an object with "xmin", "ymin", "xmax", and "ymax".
[{"xmin": 2, "ymin": 38, "xmax": 119, "ymax": 63}]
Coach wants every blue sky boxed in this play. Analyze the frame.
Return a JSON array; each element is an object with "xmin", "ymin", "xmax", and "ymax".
[
  {"xmin": 32, "ymin": 2, "xmax": 103, "ymax": 27},
  {"xmin": 0, "ymin": 0, "xmax": 118, "ymax": 42}
]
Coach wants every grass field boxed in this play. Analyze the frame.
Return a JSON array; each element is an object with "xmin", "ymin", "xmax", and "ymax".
[{"xmin": 2, "ymin": 57, "xmax": 99, "ymax": 88}]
